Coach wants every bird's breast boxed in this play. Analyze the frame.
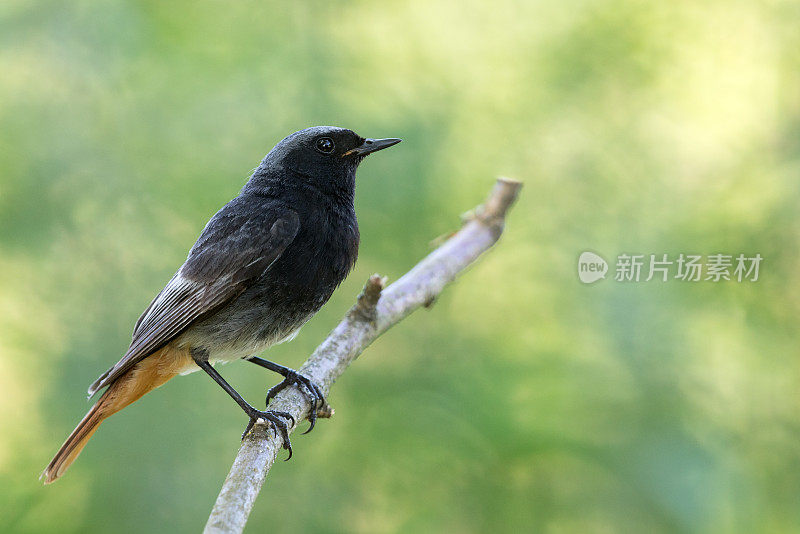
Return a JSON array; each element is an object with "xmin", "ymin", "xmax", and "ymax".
[
  {"xmin": 180, "ymin": 204, "xmax": 358, "ymax": 360},
  {"xmin": 275, "ymin": 204, "xmax": 359, "ymax": 297}
]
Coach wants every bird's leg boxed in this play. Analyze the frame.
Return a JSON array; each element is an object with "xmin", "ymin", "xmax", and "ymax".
[
  {"xmin": 246, "ymin": 356, "xmax": 326, "ymax": 434},
  {"xmin": 191, "ymin": 351, "xmax": 294, "ymax": 459}
]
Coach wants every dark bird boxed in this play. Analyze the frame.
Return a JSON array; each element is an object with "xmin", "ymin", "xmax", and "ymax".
[{"xmin": 42, "ymin": 126, "xmax": 401, "ymax": 484}]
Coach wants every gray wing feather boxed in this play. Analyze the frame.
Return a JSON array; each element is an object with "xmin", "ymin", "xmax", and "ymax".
[{"xmin": 87, "ymin": 209, "xmax": 300, "ymax": 397}]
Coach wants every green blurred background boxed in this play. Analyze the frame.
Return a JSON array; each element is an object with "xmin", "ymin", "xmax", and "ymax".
[{"xmin": 2, "ymin": 0, "xmax": 799, "ymax": 532}]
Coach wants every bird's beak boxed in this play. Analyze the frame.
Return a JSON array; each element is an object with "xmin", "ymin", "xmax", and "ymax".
[{"xmin": 345, "ymin": 137, "xmax": 402, "ymax": 157}]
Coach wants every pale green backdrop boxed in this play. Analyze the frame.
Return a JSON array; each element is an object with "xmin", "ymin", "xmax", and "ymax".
[{"xmin": 1, "ymin": 1, "xmax": 799, "ymax": 532}]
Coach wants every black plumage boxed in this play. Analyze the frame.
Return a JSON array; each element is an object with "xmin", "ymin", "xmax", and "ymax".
[{"xmin": 44, "ymin": 126, "xmax": 400, "ymax": 482}]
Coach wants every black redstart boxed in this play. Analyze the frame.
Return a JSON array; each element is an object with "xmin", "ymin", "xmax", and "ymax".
[{"xmin": 43, "ymin": 126, "xmax": 401, "ymax": 483}]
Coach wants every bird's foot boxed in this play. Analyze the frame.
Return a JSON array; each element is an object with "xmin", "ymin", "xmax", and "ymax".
[
  {"xmin": 266, "ymin": 369, "xmax": 325, "ymax": 434},
  {"xmin": 242, "ymin": 409, "xmax": 295, "ymax": 459}
]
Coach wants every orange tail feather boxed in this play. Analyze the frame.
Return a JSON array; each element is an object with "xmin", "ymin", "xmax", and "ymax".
[{"xmin": 42, "ymin": 345, "xmax": 193, "ymax": 484}]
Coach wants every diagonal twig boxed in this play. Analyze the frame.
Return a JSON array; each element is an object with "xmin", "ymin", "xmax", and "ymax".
[{"xmin": 204, "ymin": 177, "xmax": 522, "ymax": 534}]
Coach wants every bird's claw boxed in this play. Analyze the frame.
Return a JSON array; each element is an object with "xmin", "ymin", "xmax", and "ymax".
[
  {"xmin": 265, "ymin": 370, "xmax": 326, "ymax": 434},
  {"xmin": 242, "ymin": 409, "xmax": 295, "ymax": 460}
]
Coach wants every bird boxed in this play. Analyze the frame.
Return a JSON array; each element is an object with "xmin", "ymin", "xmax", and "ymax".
[{"xmin": 42, "ymin": 126, "xmax": 401, "ymax": 484}]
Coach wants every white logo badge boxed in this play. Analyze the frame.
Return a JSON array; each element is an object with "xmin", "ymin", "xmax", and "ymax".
[{"xmin": 578, "ymin": 251, "xmax": 608, "ymax": 284}]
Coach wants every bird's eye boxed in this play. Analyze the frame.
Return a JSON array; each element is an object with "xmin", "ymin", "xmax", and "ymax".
[{"xmin": 315, "ymin": 137, "xmax": 335, "ymax": 154}]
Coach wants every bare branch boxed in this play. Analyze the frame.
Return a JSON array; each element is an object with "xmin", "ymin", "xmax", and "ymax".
[
  {"xmin": 348, "ymin": 273, "xmax": 386, "ymax": 322},
  {"xmin": 204, "ymin": 177, "xmax": 522, "ymax": 534}
]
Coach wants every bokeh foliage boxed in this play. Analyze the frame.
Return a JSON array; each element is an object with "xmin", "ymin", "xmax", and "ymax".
[{"xmin": 2, "ymin": 0, "xmax": 800, "ymax": 532}]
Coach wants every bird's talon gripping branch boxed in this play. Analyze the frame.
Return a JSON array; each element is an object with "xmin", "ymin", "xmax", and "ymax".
[
  {"xmin": 302, "ymin": 380, "xmax": 326, "ymax": 434},
  {"xmin": 242, "ymin": 409, "xmax": 294, "ymax": 459},
  {"xmin": 265, "ymin": 369, "xmax": 326, "ymax": 434}
]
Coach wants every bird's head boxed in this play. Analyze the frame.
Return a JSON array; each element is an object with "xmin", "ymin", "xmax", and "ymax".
[{"xmin": 250, "ymin": 126, "xmax": 401, "ymax": 201}]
